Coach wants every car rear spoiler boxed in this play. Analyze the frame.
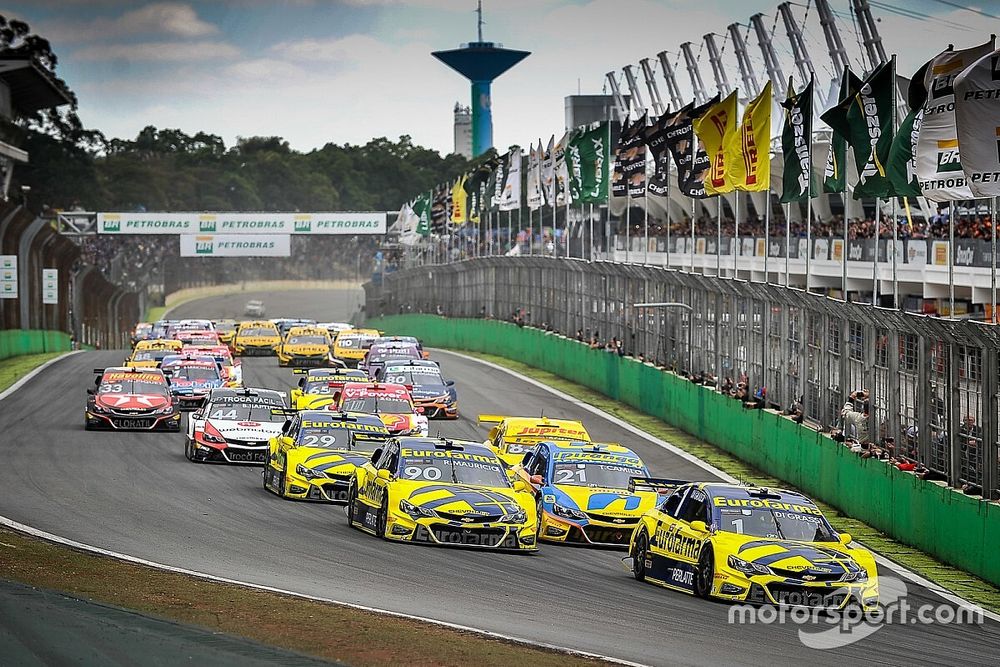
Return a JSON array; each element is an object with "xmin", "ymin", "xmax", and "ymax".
[
  {"xmin": 628, "ymin": 476, "xmax": 687, "ymax": 493},
  {"xmin": 477, "ymin": 414, "xmax": 511, "ymax": 425}
]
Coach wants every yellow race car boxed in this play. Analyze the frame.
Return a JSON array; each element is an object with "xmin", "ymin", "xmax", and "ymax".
[
  {"xmin": 347, "ymin": 437, "xmax": 538, "ymax": 550},
  {"xmin": 511, "ymin": 440, "xmax": 660, "ymax": 546},
  {"xmin": 125, "ymin": 339, "xmax": 183, "ymax": 368},
  {"xmin": 478, "ymin": 415, "xmax": 591, "ymax": 468},
  {"xmin": 233, "ymin": 320, "xmax": 281, "ymax": 356},
  {"xmin": 277, "ymin": 326, "xmax": 334, "ymax": 367},
  {"xmin": 212, "ymin": 319, "xmax": 238, "ymax": 347},
  {"xmin": 290, "ymin": 368, "xmax": 367, "ymax": 410},
  {"xmin": 263, "ymin": 410, "xmax": 390, "ymax": 501},
  {"xmin": 332, "ymin": 328, "xmax": 380, "ymax": 367},
  {"xmin": 626, "ymin": 482, "xmax": 879, "ymax": 611}
]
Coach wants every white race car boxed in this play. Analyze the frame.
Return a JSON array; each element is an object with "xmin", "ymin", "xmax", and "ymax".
[{"xmin": 184, "ymin": 387, "xmax": 287, "ymax": 465}]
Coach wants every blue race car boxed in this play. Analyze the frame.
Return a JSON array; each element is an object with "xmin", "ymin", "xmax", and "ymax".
[{"xmin": 160, "ymin": 354, "xmax": 225, "ymax": 411}]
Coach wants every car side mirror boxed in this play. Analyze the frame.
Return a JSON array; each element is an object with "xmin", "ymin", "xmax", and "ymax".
[
  {"xmin": 512, "ymin": 480, "xmax": 529, "ymax": 493},
  {"xmin": 690, "ymin": 520, "xmax": 709, "ymax": 534},
  {"xmin": 377, "ymin": 468, "xmax": 391, "ymax": 481},
  {"xmin": 529, "ymin": 474, "xmax": 544, "ymax": 486},
  {"xmin": 839, "ymin": 532, "xmax": 852, "ymax": 545},
  {"xmin": 86, "ymin": 388, "xmax": 95, "ymax": 395},
  {"xmin": 414, "ymin": 406, "xmax": 425, "ymax": 414},
  {"xmin": 445, "ymin": 380, "xmax": 455, "ymax": 387}
]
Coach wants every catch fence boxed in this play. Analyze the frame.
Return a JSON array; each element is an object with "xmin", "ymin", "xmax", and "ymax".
[{"xmin": 366, "ymin": 256, "xmax": 1000, "ymax": 500}]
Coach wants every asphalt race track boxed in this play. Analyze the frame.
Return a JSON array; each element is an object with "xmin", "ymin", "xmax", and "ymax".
[{"xmin": 1, "ymin": 289, "xmax": 997, "ymax": 665}]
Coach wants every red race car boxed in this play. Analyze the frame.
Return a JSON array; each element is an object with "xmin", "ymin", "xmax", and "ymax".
[{"xmin": 85, "ymin": 367, "xmax": 181, "ymax": 431}]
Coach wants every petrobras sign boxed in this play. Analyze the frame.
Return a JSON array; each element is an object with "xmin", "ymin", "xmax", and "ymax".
[
  {"xmin": 98, "ymin": 212, "xmax": 387, "ymax": 235},
  {"xmin": 179, "ymin": 234, "xmax": 291, "ymax": 257}
]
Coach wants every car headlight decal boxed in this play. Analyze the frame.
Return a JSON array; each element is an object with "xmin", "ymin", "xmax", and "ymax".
[
  {"xmin": 551, "ymin": 503, "xmax": 587, "ymax": 521},
  {"xmin": 295, "ymin": 463, "xmax": 327, "ymax": 480},
  {"xmin": 399, "ymin": 499, "xmax": 437, "ymax": 519},
  {"xmin": 728, "ymin": 555, "xmax": 773, "ymax": 576}
]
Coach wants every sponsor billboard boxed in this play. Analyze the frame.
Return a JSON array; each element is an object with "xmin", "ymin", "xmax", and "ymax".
[
  {"xmin": 0, "ymin": 255, "xmax": 16, "ymax": 300},
  {"xmin": 179, "ymin": 235, "xmax": 291, "ymax": 257},
  {"xmin": 98, "ymin": 212, "xmax": 386, "ymax": 235},
  {"xmin": 42, "ymin": 269, "xmax": 58, "ymax": 304}
]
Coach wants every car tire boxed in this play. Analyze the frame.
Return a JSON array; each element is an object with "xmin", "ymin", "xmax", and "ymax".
[
  {"xmin": 535, "ymin": 499, "xmax": 544, "ymax": 539},
  {"xmin": 184, "ymin": 438, "xmax": 194, "ymax": 461},
  {"xmin": 632, "ymin": 530, "xmax": 649, "ymax": 582},
  {"xmin": 695, "ymin": 545, "xmax": 715, "ymax": 599},
  {"xmin": 347, "ymin": 483, "xmax": 360, "ymax": 527},
  {"xmin": 376, "ymin": 497, "xmax": 389, "ymax": 540}
]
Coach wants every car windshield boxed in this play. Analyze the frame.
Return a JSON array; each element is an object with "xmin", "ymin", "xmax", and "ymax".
[
  {"xmin": 371, "ymin": 348, "xmax": 419, "ymax": 361},
  {"xmin": 551, "ymin": 461, "xmax": 645, "ymax": 488},
  {"xmin": 132, "ymin": 350, "xmax": 171, "ymax": 362},
  {"xmin": 384, "ymin": 368, "xmax": 443, "ymax": 386},
  {"xmin": 337, "ymin": 335, "xmax": 374, "ymax": 349},
  {"xmin": 400, "ymin": 454, "xmax": 508, "ymax": 487},
  {"xmin": 206, "ymin": 400, "xmax": 284, "ymax": 422},
  {"xmin": 288, "ymin": 335, "xmax": 327, "ymax": 345},
  {"xmin": 296, "ymin": 426, "xmax": 354, "ymax": 449},
  {"xmin": 304, "ymin": 380, "xmax": 336, "ymax": 394},
  {"xmin": 98, "ymin": 379, "xmax": 169, "ymax": 396},
  {"xmin": 341, "ymin": 396, "xmax": 411, "ymax": 414},
  {"xmin": 168, "ymin": 366, "xmax": 219, "ymax": 381},
  {"xmin": 715, "ymin": 505, "xmax": 838, "ymax": 542},
  {"xmin": 240, "ymin": 327, "xmax": 276, "ymax": 337}
]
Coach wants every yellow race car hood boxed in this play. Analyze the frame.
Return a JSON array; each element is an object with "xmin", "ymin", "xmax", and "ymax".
[
  {"xmin": 290, "ymin": 447, "xmax": 372, "ymax": 475},
  {"xmin": 721, "ymin": 534, "xmax": 870, "ymax": 580},
  {"xmin": 401, "ymin": 481, "xmax": 528, "ymax": 519},
  {"xmin": 552, "ymin": 484, "xmax": 658, "ymax": 518}
]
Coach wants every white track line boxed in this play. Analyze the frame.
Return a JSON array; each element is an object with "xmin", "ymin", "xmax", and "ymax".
[
  {"xmin": 0, "ymin": 516, "xmax": 645, "ymax": 667},
  {"xmin": 0, "ymin": 350, "xmax": 83, "ymax": 403},
  {"xmin": 436, "ymin": 348, "xmax": 1000, "ymax": 624}
]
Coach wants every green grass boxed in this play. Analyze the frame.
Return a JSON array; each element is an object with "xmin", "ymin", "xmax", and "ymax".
[
  {"xmin": 144, "ymin": 306, "xmax": 167, "ymax": 323},
  {"xmin": 463, "ymin": 350, "xmax": 1000, "ymax": 615},
  {"xmin": 0, "ymin": 352, "xmax": 66, "ymax": 394},
  {"xmin": 0, "ymin": 527, "xmax": 613, "ymax": 667}
]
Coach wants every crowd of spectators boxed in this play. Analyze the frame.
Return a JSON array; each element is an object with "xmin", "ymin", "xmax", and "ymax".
[{"xmin": 621, "ymin": 209, "xmax": 995, "ymax": 241}]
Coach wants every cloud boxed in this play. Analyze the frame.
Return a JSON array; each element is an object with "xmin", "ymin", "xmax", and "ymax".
[
  {"xmin": 73, "ymin": 40, "xmax": 241, "ymax": 62},
  {"xmin": 272, "ymin": 34, "xmax": 392, "ymax": 64},
  {"xmin": 40, "ymin": 2, "xmax": 218, "ymax": 43}
]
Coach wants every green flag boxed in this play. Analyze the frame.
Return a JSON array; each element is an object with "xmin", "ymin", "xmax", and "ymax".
[
  {"xmin": 568, "ymin": 121, "xmax": 610, "ymax": 204},
  {"xmin": 886, "ymin": 56, "xmax": 934, "ymax": 198},
  {"xmin": 820, "ymin": 68, "xmax": 862, "ymax": 194},
  {"xmin": 780, "ymin": 78, "xmax": 816, "ymax": 203},
  {"xmin": 412, "ymin": 192, "xmax": 431, "ymax": 237},
  {"xmin": 846, "ymin": 60, "xmax": 895, "ymax": 199}
]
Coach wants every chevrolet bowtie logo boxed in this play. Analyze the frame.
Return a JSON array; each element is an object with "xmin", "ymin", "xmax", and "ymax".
[{"xmin": 802, "ymin": 574, "xmax": 817, "ymax": 581}]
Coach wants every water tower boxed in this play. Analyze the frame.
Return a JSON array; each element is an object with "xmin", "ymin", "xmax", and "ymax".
[{"xmin": 432, "ymin": 1, "xmax": 530, "ymax": 157}]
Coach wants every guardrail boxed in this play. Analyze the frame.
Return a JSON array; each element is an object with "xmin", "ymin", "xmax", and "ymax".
[
  {"xmin": 365, "ymin": 256, "xmax": 1000, "ymax": 502},
  {"xmin": 363, "ymin": 312, "xmax": 1000, "ymax": 588},
  {"xmin": 1, "ymin": 203, "xmax": 138, "ymax": 350}
]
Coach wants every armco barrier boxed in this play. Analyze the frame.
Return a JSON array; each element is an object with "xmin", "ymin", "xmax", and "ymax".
[
  {"xmin": 0, "ymin": 329, "xmax": 72, "ymax": 361},
  {"xmin": 368, "ymin": 313, "xmax": 1000, "ymax": 588}
]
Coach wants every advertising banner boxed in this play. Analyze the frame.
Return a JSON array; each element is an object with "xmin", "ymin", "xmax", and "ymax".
[
  {"xmin": 42, "ymin": 269, "xmax": 58, "ymax": 305},
  {"xmin": 906, "ymin": 240, "xmax": 928, "ymax": 265},
  {"xmin": 179, "ymin": 235, "xmax": 291, "ymax": 257},
  {"xmin": 0, "ymin": 254, "xmax": 16, "ymax": 300},
  {"xmin": 98, "ymin": 212, "xmax": 386, "ymax": 235}
]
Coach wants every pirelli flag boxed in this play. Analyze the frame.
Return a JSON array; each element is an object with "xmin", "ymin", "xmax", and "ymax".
[
  {"xmin": 916, "ymin": 37, "xmax": 996, "ymax": 202},
  {"xmin": 693, "ymin": 90, "xmax": 738, "ymax": 195},
  {"xmin": 954, "ymin": 46, "xmax": 1000, "ymax": 197},
  {"xmin": 733, "ymin": 81, "xmax": 772, "ymax": 192}
]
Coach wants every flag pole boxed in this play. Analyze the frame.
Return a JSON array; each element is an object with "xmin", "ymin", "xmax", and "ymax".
[
  {"xmin": 949, "ymin": 200, "xmax": 955, "ymax": 318},
  {"xmin": 690, "ymin": 130, "xmax": 698, "ymax": 274},
  {"xmin": 626, "ymin": 192, "xmax": 631, "ymax": 263},
  {"xmin": 764, "ymin": 189, "xmax": 771, "ymax": 282},
  {"xmin": 785, "ymin": 202, "xmax": 791, "ymax": 286},
  {"xmin": 873, "ymin": 197, "xmax": 879, "ymax": 308},
  {"xmin": 890, "ymin": 55, "xmax": 899, "ymax": 309},
  {"xmin": 716, "ymin": 199, "xmax": 722, "ymax": 276},
  {"xmin": 734, "ymin": 194, "xmax": 740, "ymax": 276},
  {"xmin": 508, "ymin": 210, "xmax": 512, "ymax": 255},
  {"xmin": 644, "ymin": 189, "xmax": 649, "ymax": 265},
  {"xmin": 589, "ymin": 203, "xmax": 594, "ymax": 262},
  {"xmin": 992, "ymin": 195, "xmax": 997, "ymax": 323},
  {"xmin": 666, "ymin": 159, "xmax": 672, "ymax": 269}
]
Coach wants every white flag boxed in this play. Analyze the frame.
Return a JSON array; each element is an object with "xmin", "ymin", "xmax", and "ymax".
[
  {"xmin": 527, "ymin": 140, "xmax": 543, "ymax": 210},
  {"xmin": 542, "ymin": 135, "xmax": 556, "ymax": 206},
  {"xmin": 396, "ymin": 203, "xmax": 423, "ymax": 246},
  {"xmin": 554, "ymin": 131, "xmax": 573, "ymax": 206},
  {"xmin": 954, "ymin": 48, "xmax": 1000, "ymax": 197},
  {"xmin": 915, "ymin": 38, "xmax": 996, "ymax": 202},
  {"xmin": 498, "ymin": 147, "xmax": 522, "ymax": 211}
]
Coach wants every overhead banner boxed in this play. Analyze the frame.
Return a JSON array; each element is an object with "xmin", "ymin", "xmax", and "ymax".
[
  {"xmin": 42, "ymin": 268, "xmax": 58, "ymax": 304},
  {"xmin": 179, "ymin": 234, "xmax": 291, "ymax": 257},
  {"xmin": 0, "ymin": 254, "xmax": 17, "ymax": 299},
  {"xmin": 98, "ymin": 212, "xmax": 387, "ymax": 235}
]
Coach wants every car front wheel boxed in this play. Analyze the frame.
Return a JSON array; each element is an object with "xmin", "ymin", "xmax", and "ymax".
[
  {"xmin": 695, "ymin": 545, "xmax": 715, "ymax": 599},
  {"xmin": 632, "ymin": 531, "xmax": 649, "ymax": 581}
]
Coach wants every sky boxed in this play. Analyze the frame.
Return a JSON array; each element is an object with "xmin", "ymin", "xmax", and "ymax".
[{"xmin": 3, "ymin": 0, "xmax": 996, "ymax": 155}]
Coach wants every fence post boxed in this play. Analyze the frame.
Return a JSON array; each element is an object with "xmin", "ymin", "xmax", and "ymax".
[
  {"xmin": 949, "ymin": 341, "xmax": 961, "ymax": 488},
  {"xmin": 888, "ymin": 328, "xmax": 901, "ymax": 447}
]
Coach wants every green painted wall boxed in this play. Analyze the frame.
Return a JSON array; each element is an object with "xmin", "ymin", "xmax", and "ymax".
[
  {"xmin": 370, "ymin": 314, "xmax": 1000, "ymax": 587},
  {"xmin": 0, "ymin": 330, "xmax": 72, "ymax": 361}
]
